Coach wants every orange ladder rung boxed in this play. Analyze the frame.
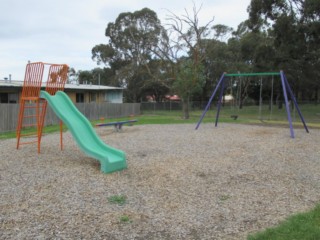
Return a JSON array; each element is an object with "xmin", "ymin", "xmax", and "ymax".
[
  {"xmin": 19, "ymin": 140, "xmax": 38, "ymax": 145},
  {"xmin": 22, "ymin": 115, "xmax": 40, "ymax": 119},
  {"xmin": 23, "ymin": 105, "xmax": 44, "ymax": 109}
]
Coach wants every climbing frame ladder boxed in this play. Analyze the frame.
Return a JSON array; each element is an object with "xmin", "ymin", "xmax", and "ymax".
[
  {"xmin": 16, "ymin": 62, "xmax": 69, "ymax": 153},
  {"xmin": 39, "ymin": 64, "xmax": 69, "ymax": 150}
]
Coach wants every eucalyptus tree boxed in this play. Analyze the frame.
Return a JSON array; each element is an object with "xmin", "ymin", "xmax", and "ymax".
[
  {"xmin": 248, "ymin": 0, "xmax": 320, "ymax": 101},
  {"xmin": 67, "ymin": 67, "xmax": 77, "ymax": 84},
  {"xmin": 173, "ymin": 58, "xmax": 205, "ymax": 119},
  {"xmin": 92, "ymin": 8, "xmax": 170, "ymax": 102},
  {"xmin": 78, "ymin": 70, "xmax": 93, "ymax": 85}
]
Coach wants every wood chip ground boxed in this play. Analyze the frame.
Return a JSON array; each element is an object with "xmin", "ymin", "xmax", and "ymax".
[{"xmin": 1, "ymin": 123, "xmax": 320, "ymax": 239}]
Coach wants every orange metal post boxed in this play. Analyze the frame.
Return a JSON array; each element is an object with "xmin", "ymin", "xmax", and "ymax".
[
  {"xmin": 39, "ymin": 64, "xmax": 69, "ymax": 150},
  {"xmin": 16, "ymin": 62, "xmax": 45, "ymax": 150}
]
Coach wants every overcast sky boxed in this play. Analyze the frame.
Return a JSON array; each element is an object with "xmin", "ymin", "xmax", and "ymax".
[{"xmin": 0, "ymin": 0, "xmax": 251, "ymax": 80}]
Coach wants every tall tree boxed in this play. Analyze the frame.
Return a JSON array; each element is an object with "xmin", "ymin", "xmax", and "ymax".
[
  {"xmin": 163, "ymin": 3, "xmax": 215, "ymax": 118},
  {"xmin": 248, "ymin": 0, "xmax": 320, "ymax": 101},
  {"xmin": 92, "ymin": 8, "xmax": 169, "ymax": 102},
  {"xmin": 67, "ymin": 67, "xmax": 77, "ymax": 84},
  {"xmin": 78, "ymin": 70, "xmax": 93, "ymax": 84},
  {"xmin": 174, "ymin": 58, "xmax": 205, "ymax": 119}
]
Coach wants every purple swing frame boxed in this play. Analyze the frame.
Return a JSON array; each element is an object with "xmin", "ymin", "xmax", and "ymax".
[{"xmin": 195, "ymin": 71, "xmax": 309, "ymax": 138}]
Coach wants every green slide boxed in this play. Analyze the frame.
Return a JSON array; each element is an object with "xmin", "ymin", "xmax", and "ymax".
[{"xmin": 40, "ymin": 90, "xmax": 127, "ymax": 173}]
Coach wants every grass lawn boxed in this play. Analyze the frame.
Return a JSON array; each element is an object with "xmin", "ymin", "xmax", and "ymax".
[
  {"xmin": 247, "ymin": 204, "xmax": 320, "ymax": 240},
  {"xmin": 0, "ymin": 124, "xmax": 68, "ymax": 140},
  {"xmin": 2, "ymin": 105, "xmax": 320, "ymax": 138}
]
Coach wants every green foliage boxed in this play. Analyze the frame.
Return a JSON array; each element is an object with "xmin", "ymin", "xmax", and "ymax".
[
  {"xmin": 173, "ymin": 59, "xmax": 206, "ymax": 119},
  {"xmin": 212, "ymin": 24, "xmax": 233, "ymax": 41},
  {"xmin": 247, "ymin": 204, "xmax": 320, "ymax": 240},
  {"xmin": 173, "ymin": 59, "xmax": 205, "ymax": 100},
  {"xmin": 92, "ymin": 8, "xmax": 169, "ymax": 102},
  {"xmin": 107, "ymin": 195, "xmax": 127, "ymax": 206},
  {"xmin": 89, "ymin": 2, "xmax": 320, "ymax": 105},
  {"xmin": 76, "ymin": 67, "xmax": 118, "ymax": 86},
  {"xmin": 247, "ymin": 0, "xmax": 320, "ymax": 101},
  {"xmin": 91, "ymin": 44, "xmax": 115, "ymax": 65},
  {"xmin": 78, "ymin": 70, "xmax": 93, "ymax": 84},
  {"xmin": 119, "ymin": 215, "xmax": 131, "ymax": 223}
]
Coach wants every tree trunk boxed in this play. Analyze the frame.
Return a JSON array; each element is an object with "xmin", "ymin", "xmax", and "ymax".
[
  {"xmin": 182, "ymin": 96, "xmax": 190, "ymax": 119},
  {"xmin": 239, "ymin": 96, "xmax": 244, "ymax": 109}
]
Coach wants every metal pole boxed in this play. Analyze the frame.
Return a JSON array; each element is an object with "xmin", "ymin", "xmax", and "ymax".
[
  {"xmin": 238, "ymin": 75, "xmax": 242, "ymax": 111},
  {"xmin": 280, "ymin": 71, "xmax": 295, "ymax": 138},
  {"xmin": 259, "ymin": 77, "xmax": 263, "ymax": 120},
  {"xmin": 269, "ymin": 76, "xmax": 274, "ymax": 120},
  {"xmin": 215, "ymin": 77, "xmax": 225, "ymax": 127},
  {"xmin": 195, "ymin": 73, "xmax": 225, "ymax": 129},
  {"xmin": 282, "ymin": 71, "xmax": 309, "ymax": 133}
]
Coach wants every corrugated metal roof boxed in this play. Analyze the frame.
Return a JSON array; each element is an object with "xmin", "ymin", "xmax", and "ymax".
[
  {"xmin": 64, "ymin": 83, "xmax": 123, "ymax": 90},
  {"xmin": 0, "ymin": 80, "xmax": 22, "ymax": 87},
  {"xmin": 0, "ymin": 80, "xmax": 123, "ymax": 90}
]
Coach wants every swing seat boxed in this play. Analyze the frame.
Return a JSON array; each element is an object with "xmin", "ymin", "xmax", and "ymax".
[{"xmin": 230, "ymin": 115, "xmax": 238, "ymax": 120}]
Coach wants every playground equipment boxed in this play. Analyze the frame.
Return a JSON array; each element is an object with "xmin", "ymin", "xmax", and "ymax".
[
  {"xmin": 96, "ymin": 119, "xmax": 138, "ymax": 131},
  {"xmin": 16, "ymin": 62, "xmax": 127, "ymax": 173},
  {"xmin": 228, "ymin": 73, "xmax": 275, "ymax": 120},
  {"xmin": 196, "ymin": 71, "xmax": 309, "ymax": 138},
  {"xmin": 16, "ymin": 62, "xmax": 68, "ymax": 152}
]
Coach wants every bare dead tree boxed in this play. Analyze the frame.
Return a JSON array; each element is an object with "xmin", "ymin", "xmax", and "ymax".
[{"xmin": 164, "ymin": 2, "xmax": 215, "ymax": 66}]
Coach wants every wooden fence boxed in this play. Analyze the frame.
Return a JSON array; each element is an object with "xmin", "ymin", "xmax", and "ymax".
[{"xmin": 0, "ymin": 102, "xmax": 140, "ymax": 133}]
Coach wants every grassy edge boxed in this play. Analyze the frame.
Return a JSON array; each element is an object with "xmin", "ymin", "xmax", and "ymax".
[
  {"xmin": 247, "ymin": 204, "xmax": 320, "ymax": 240},
  {"xmin": 1, "ymin": 113, "xmax": 319, "ymax": 140},
  {"xmin": 0, "ymin": 124, "xmax": 68, "ymax": 140}
]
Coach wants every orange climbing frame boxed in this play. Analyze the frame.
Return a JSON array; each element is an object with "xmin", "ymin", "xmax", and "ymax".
[
  {"xmin": 40, "ymin": 64, "xmax": 69, "ymax": 150},
  {"xmin": 16, "ymin": 62, "xmax": 69, "ymax": 153}
]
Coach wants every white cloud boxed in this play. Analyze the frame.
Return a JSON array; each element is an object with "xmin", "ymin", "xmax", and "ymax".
[{"xmin": 0, "ymin": 0, "xmax": 250, "ymax": 80}]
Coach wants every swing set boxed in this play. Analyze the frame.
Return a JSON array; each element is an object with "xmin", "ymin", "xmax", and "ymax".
[{"xmin": 195, "ymin": 71, "xmax": 309, "ymax": 138}]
